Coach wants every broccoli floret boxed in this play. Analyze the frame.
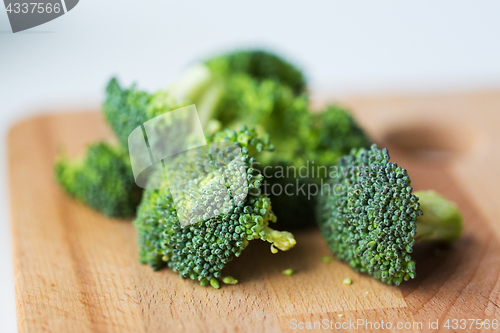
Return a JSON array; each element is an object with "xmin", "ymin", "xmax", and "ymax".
[
  {"xmin": 168, "ymin": 50, "xmax": 306, "ymax": 130},
  {"xmin": 103, "ymin": 77, "xmax": 187, "ymax": 149},
  {"xmin": 307, "ymin": 105, "xmax": 372, "ymax": 168},
  {"xmin": 169, "ymin": 50, "xmax": 371, "ymax": 174},
  {"xmin": 205, "ymin": 49, "xmax": 306, "ymax": 94},
  {"xmin": 203, "ymin": 74, "xmax": 309, "ymax": 161},
  {"xmin": 53, "ymin": 78, "xmax": 187, "ymax": 217},
  {"xmin": 169, "ymin": 50, "xmax": 371, "ymax": 170},
  {"xmin": 54, "ymin": 142, "xmax": 142, "ymax": 218},
  {"xmin": 169, "ymin": 49, "xmax": 305, "ymax": 110},
  {"xmin": 134, "ymin": 126, "xmax": 296, "ymax": 286},
  {"xmin": 317, "ymin": 144, "xmax": 463, "ymax": 285}
]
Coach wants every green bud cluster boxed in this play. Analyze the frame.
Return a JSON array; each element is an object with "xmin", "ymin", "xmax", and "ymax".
[
  {"xmin": 317, "ymin": 144, "xmax": 421, "ymax": 285},
  {"xmin": 134, "ymin": 126, "xmax": 296, "ymax": 286},
  {"xmin": 55, "ymin": 142, "xmax": 142, "ymax": 218}
]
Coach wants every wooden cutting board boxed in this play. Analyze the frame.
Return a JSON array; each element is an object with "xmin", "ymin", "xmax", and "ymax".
[{"xmin": 9, "ymin": 91, "xmax": 500, "ymax": 333}]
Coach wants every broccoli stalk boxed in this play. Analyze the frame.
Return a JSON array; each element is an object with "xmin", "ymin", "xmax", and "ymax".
[
  {"xmin": 169, "ymin": 50, "xmax": 306, "ymax": 105},
  {"xmin": 414, "ymin": 190, "xmax": 463, "ymax": 243},
  {"xmin": 168, "ymin": 50, "xmax": 307, "ymax": 139},
  {"xmin": 134, "ymin": 126, "xmax": 296, "ymax": 286},
  {"xmin": 167, "ymin": 64, "xmax": 221, "ymax": 128},
  {"xmin": 317, "ymin": 144, "xmax": 463, "ymax": 285}
]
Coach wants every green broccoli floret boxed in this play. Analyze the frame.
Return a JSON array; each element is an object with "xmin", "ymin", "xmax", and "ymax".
[
  {"xmin": 168, "ymin": 50, "xmax": 305, "ymax": 117},
  {"xmin": 54, "ymin": 142, "xmax": 142, "ymax": 218},
  {"xmin": 201, "ymin": 74, "xmax": 309, "ymax": 160},
  {"xmin": 52, "ymin": 78, "xmax": 187, "ymax": 217},
  {"xmin": 134, "ymin": 126, "xmax": 296, "ymax": 286},
  {"xmin": 103, "ymin": 77, "xmax": 188, "ymax": 149},
  {"xmin": 307, "ymin": 105, "xmax": 372, "ymax": 168},
  {"xmin": 317, "ymin": 144, "xmax": 463, "ymax": 285},
  {"xmin": 205, "ymin": 49, "xmax": 306, "ymax": 94}
]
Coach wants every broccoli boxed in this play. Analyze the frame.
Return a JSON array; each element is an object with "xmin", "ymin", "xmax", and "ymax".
[
  {"xmin": 52, "ymin": 78, "xmax": 188, "ymax": 217},
  {"xmin": 134, "ymin": 126, "xmax": 296, "ymax": 286},
  {"xmin": 55, "ymin": 50, "xmax": 371, "ymax": 227},
  {"xmin": 55, "ymin": 142, "xmax": 142, "ymax": 218},
  {"xmin": 168, "ymin": 49, "xmax": 306, "ymax": 124},
  {"xmin": 109, "ymin": 51, "xmax": 370, "ymax": 229},
  {"xmin": 103, "ymin": 77, "xmax": 188, "ymax": 150},
  {"xmin": 175, "ymin": 72, "xmax": 371, "ymax": 228},
  {"xmin": 307, "ymin": 105, "xmax": 373, "ymax": 168},
  {"xmin": 317, "ymin": 144, "xmax": 463, "ymax": 285},
  {"xmin": 170, "ymin": 53, "xmax": 371, "ymax": 169},
  {"xmin": 205, "ymin": 49, "xmax": 306, "ymax": 94}
]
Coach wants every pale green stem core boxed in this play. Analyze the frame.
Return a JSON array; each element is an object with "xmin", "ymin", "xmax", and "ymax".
[
  {"xmin": 415, "ymin": 190, "xmax": 463, "ymax": 243},
  {"xmin": 262, "ymin": 226, "xmax": 296, "ymax": 253},
  {"xmin": 167, "ymin": 64, "xmax": 222, "ymax": 130}
]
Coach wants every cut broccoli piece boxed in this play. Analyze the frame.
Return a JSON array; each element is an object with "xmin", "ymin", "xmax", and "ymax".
[
  {"xmin": 169, "ymin": 50, "xmax": 370, "ymax": 172},
  {"xmin": 53, "ymin": 78, "xmax": 187, "ymax": 218},
  {"xmin": 169, "ymin": 49, "xmax": 305, "ymax": 113},
  {"xmin": 205, "ymin": 49, "xmax": 306, "ymax": 94},
  {"xmin": 317, "ymin": 144, "xmax": 463, "ymax": 285},
  {"xmin": 169, "ymin": 50, "xmax": 306, "ymax": 132},
  {"xmin": 170, "ymin": 52, "xmax": 371, "ymax": 175},
  {"xmin": 307, "ymin": 104, "xmax": 372, "ymax": 168},
  {"xmin": 54, "ymin": 142, "xmax": 142, "ymax": 218},
  {"xmin": 103, "ymin": 77, "xmax": 188, "ymax": 150},
  {"xmin": 134, "ymin": 126, "xmax": 296, "ymax": 286}
]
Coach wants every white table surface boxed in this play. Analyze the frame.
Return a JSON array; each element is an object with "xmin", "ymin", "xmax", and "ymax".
[{"xmin": 2, "ymin": 1, "xmax": 500, "ymax": 332}]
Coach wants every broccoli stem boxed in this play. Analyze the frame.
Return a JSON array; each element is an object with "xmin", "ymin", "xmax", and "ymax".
[
  {"xmin": 414, "ymin": 190, "xmax": 463, "ymax": 243},
  {"xmin": 262, "ymin": 226, "xmax": 297, "ymax": 253},
  {"xmin": 168, "ymin": 64, "xmax": 222, "ymax": 127}
]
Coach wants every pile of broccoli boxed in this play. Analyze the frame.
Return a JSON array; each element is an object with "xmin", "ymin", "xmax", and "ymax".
[
  {"xmin": 167, "ymin": 51, "xmax": 371, "ymax": 226},
  {"xmin": 54, "ymin": 49, "xmax": 463, "ymax": 288}
]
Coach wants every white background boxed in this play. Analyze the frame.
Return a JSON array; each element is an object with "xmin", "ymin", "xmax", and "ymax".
[{"xmin": 1, "ymin": 1, "xmax": 500, "ymax": 331}]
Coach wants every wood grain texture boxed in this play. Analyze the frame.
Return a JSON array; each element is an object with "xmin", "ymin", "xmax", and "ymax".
[{"xmin": 9, "ymin": 92, "xmax": 500, "ymax": 332}]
